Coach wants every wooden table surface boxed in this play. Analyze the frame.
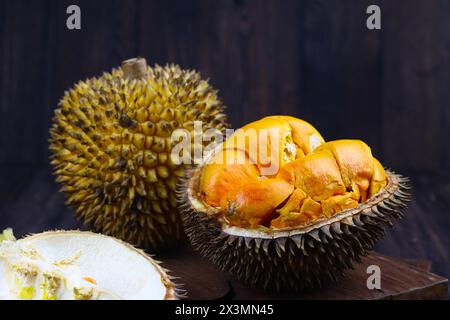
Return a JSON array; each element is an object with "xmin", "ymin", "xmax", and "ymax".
[
  {"xmin": 159, "ymin": 245, "xmax": 448, "ymax": 300},
  {"xmin": 0, "ymin": 165, "xmax": 449, "ymax": 299}
]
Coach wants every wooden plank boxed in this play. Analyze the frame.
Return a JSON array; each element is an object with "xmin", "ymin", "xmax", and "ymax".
[
  {"xmin": 0, "ymin": 1, "xmax": 51, "ymax": 165},
  {"xmin": 0, "ymin": 166, "xmax": 448, "ymax": 299},
  {"xmin": 298, "ymin": 0, "xmax": 383, "ymax": 153},
  {"xmin": 375, "ymin": 171, "xmax": 450, "ymax": 295},
  {"xmin": 48, "ymin": 0, "xmax": 139, "ymax": 157},
  {"xmin": 380, "ymin": 0, "xmax": 444, "ymax": 172},
  {"xmin": 0, "ymin": 0, "xmax": 140, "ymax": 166},
  {"xmin": 153, "ymin": 244, "xmax": 448, "ymax": 300},
  {"xmin": 230, "ymin": 252, "xmax": 448, "ymax": 300},
  {"xmin": 0, "ymin": 0, "xmax": 448, "ymax": 174},
  {"xmin": 0, "ymin": 166, "xmax": 81, "ymax": 237},
  {"xmin": 404, "ymin": 258, "xmax": 432, "ymax": 272},
  {"xmin": 440, "ymin": 0, "xmax": 450, "ymax": 174},
  {"xmin": 157, "ymin": 244, "xmax": 231, "ymax": 300},
  {"xmin": 136, "ymin": 0, "xmax": 303, "ymax": 128}
]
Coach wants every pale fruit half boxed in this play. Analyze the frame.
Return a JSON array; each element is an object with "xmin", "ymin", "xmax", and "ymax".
[{"xmin": 0, "ymin": 230, "xmax": 179, "ymax": 300}]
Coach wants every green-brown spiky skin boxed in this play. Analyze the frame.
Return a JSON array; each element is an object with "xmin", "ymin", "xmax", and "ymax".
[
  {"xmin": 49, "ymin": 63, "xmax": 229, "ymax": 252},
  {"xmin": 179, "ymin": 168, "xmax": 411, "ymax": 292}
]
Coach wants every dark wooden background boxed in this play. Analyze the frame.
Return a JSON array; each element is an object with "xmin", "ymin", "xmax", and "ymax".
[{"xmin": 0, "ymin": 0, "xmax": 449, "ymax": 298}]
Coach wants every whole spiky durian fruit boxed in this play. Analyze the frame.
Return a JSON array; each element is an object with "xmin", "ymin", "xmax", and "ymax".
[{"xmin": 49, "ymin": 57, "xmax": 229, "ymax": 251}]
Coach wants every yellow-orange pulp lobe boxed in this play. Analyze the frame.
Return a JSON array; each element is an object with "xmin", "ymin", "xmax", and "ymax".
[{"xmin": 199, "ymin": 116, "xmax": 387, "ymax": 229}]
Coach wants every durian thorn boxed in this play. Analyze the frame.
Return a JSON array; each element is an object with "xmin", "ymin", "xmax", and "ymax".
[{"xmin": 121, "ymin": 57, "xmax": 148, "ymax": 80}]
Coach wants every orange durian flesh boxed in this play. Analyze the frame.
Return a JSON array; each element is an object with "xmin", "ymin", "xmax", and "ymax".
[
  {"xmin": 315, "ymin": 140, "xmax": 374, "ymax": 202},
  {"xmin": 199, "ymin": 148, "xmax": 259, "ymax": 207},
  {"xmin": 321, "ymin": 193, "xmax": 359, "ymax": 218},
  {"xmin": 271, "ymin": 189, "xmax": 323, "ymax": 228},
  {"xmin": 223, "ymin": 117, "xmax": 295, "ymax": 177},
  {"xmin": 220, "ymin": 178, "xmax": 294, "ymax": 228},
  {"xmin": 198, "ymin": 115, "xmax": 389, "ymax": 230},
  {"xmin": 299, "ymin": 198, "xmax": 323, "ymax": 220},
  {"xmin": 277, "ymin": 150, "xmax": 346, "ymax": 201},
  {"xmin": 265, "ymin": 115, "xmax": 325, "ymax": 155},
  {"xmin": 368, "ymin": 157, "xmax": 387, "ymax": 198},
  {"xmin": 276, "ymin": 188, "xmax": 308, "ymax": 215}
]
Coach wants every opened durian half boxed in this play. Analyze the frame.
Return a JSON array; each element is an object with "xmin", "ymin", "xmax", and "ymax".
[
  {"xmin": 179, "ymin": 115, "xmax": 411, "ymax": 291},
  {"xmin": 0, "ymin": 229, "xmax": 180, "ymax": 300},
  {"xmin": 49, "ymin": 57, "xmax": 229, "ymax": 251}
]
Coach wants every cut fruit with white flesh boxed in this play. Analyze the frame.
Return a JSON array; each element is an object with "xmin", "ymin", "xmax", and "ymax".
[{"xmin": 0, "ymin": 230, "xmax": 178, "ymax": 300}]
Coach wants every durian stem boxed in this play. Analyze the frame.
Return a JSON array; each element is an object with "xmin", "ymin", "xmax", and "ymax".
[{"xmin": 121, "ymin": 57, "xmax": 148, "ymax": 80}]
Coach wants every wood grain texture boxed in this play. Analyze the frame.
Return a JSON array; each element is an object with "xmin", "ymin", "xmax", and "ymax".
[
  {"xmin": 0, "ymin": 166, "xmax": 448, "ymax": 299},
  {"xmin": 158, "ymin": 246, "xmax": 448, "ymax": 300},
  {"xmin": 0, "ymin": 165, "xmax": 82, "ymax": 236},
  {"xmin": 375, "ymin": 171, "xmax": 450, "ymax": 295},
  {"xmin": 0, "ymin": 0, "xmax": 449, "ymax": 173},
  {"xmin": 230, "ymin": 252, "xmax": 448, "ymax": 300},
  {"xmin": 0, "ymin": 0, "xmax": 449, "ymax": 299},
  {"xmin": 157, "ymin": 244, "xmax": 231, "ymax": 300},
  {"xmin": 380, "ymin": 1, "xmax": 444, "ymax": 172}
]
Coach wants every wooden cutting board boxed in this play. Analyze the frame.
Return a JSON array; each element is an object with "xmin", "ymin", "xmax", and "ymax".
[{"xmin": 158, "ymin": 244, "xmax": 448, "ymax": 300}]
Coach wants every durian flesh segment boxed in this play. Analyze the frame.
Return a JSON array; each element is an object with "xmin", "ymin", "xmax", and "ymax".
[
  {"xmin": 271, "ymin": 189, "xmax": 323, "ymax": 228},
  {"xmin": 222, "ymin": 116, "xmax": 324, "ymax": 176},
  {"xmin": 0, "ymin": 229, "xmax": 15, "ymax": 242},
  {"xmin": 199, "ymin": 148, "xmax": 260, "ymax": 207},
  {"xmin": 315, "ymin": 140, "xmax": 374, "ymax": 202},
  {"xmin": 199, "ymin": 116, "xmax": 388, "ymax": 229},
  {"xmin": 265, "ymin": 115, "xmax": 325, "ymax": 154},
  {"xmin": 220, "ymin": 178, "xmax": 294, "ymax": 228},
  {"xmin": 0, "ymin": 231, "xmax": 175, "ymax": 300},
  {"xmin": 0, "ymin": 237, "xmax": 118, "ymax": 300},
  {"xmin": 369, "ymin": 157, "xmax": 388, "ymax": 198}
]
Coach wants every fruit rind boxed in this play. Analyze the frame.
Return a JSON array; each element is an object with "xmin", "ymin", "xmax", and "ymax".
[
  {"xmin": 0, "ymin": 230, "xmax": 184, "ymax": 300},
  {"xmin": 24, "ymin": 231, "xmax": 184, "ymax": 300}
]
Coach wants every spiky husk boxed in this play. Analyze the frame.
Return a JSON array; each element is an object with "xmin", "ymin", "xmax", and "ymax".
[
  {"xmin": 179, "ymin": 167, "xmax": 411, "ymax": 292},
  {"xmin": 49, "ymin": 61, "xmax": 229, "ymax": 252}
]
